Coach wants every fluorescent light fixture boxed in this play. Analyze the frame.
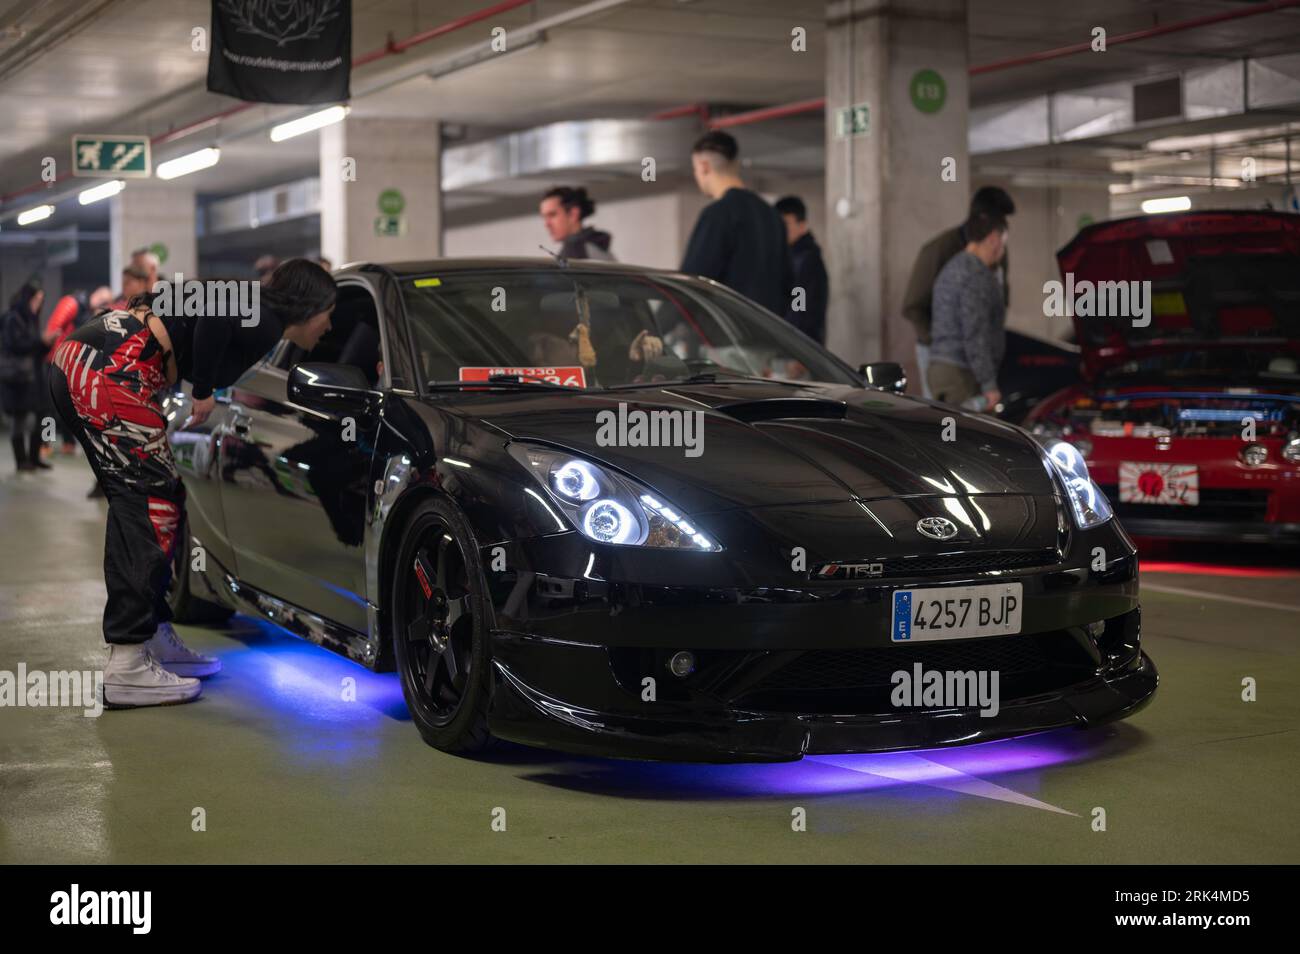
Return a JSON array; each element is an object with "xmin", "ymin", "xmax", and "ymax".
[
  {"xmin": 17, "ymin": 204, "xmax": 54, "ymax": 226},
  {"xmin": 270, "ymin": 105, "xmax": 349, "ymax": 142},
  {"xmin": 1141, "ymin": 195, "xmax": 1191, "ymax": 214},
  {"xmin": 78, "ymin": 179, "xmax": 125, "ymax": 205},
  {"xmin": 156, "ymin": 147, "xmax": 220, "ymax": 180}
]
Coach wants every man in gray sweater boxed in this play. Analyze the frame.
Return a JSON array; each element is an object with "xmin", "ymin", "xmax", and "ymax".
[{"xmin": 927, "ymin": 210, "xmax": 1009, "ymax": 409}]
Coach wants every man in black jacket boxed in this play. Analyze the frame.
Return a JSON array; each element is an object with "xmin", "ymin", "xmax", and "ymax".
[
  {"xmin": 774, "ymin": 195, "xmax": 829, "ymax": 344},
  {"xmin": 680, "ymin": 131, "xmax": 792, "ymax": 316}
]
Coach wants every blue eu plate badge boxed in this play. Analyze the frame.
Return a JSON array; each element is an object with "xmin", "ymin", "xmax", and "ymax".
[{"xmin": 893, "ymin": 591, "xmax": 913, "ymax": 641}]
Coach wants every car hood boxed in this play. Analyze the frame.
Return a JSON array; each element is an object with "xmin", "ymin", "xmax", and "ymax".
[
  {"xmin": 1056, "ymin": 210, "xmax": 1300, "ymax": 374},
  {"xmin": 442, "ymin": 381, "xmax": 1056, "ymax": 518}
]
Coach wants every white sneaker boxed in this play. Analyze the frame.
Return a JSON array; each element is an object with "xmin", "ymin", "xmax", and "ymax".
[
  {"xmin": 146, "ymin": 622, "xmax": 222, "ymax": 678},
  {"xmin": 104, "ymin": 644, "xmax": 202, "ymax": 708}
]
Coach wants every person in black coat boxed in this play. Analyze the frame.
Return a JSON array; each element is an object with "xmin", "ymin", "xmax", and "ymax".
[
  {"xmin": 0, "ymin": 283, "xmax": 48, "ymax": 473},
  {"xmin": 680, "ymin": 131, "xmax": 793, "ymax": 316},
  {"xmin": 774, "ymin": 196, "xmax": 829, "ymax": 344}
]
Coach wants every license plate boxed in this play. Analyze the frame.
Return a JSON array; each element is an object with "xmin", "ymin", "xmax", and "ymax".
[
  {"xmin": 1118, "ymin": 462, "xmax": 1199, "ymax": 505},
  {"xmin": 891, "ymin": 582, "xmax": 1023, "ymax": 642}
]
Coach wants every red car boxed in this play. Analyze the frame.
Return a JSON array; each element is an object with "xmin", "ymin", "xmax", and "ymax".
[{"xmin": 1024, "ymin": 210, "xmax": 1300, "ymax": 543}]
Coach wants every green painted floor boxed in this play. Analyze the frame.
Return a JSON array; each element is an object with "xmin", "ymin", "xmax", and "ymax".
[{"xmin": 2, "ymin": 456, "xmax": 1297, "ymax": 863}]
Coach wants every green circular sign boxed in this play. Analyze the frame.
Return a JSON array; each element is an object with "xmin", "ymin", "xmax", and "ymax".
[
  {"xmin": 910, "ymin": 69, "xmax": 946, "ymax": 114},
  {"xmin": 149, "ymin": 241, "xmax": 169, "ymax": 265},
  {"xmin": 377, "ymin": 189, "xmax": 405, "ymax": 215}
]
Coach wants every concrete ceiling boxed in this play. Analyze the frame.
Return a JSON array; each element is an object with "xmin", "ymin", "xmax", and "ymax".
[{"xmin": 2, "ymin": 0, "xmax": 1299, "ymax": 207}]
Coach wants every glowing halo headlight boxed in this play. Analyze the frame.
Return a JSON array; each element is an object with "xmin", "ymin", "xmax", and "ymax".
[
  {"xmin": 551, "ymin": 459, "xmax": 600, "ymax": 501},
  {"xmin": 582, "ymin": 499, "xmax": 637, "ymax": 544},
  {"xmin": 508, "ymin": 443, "xmax": 721, "ymax": 550},
  {"xmin": 1044, "ymin": 439, "xmax": 1113, "ymax": 529}
]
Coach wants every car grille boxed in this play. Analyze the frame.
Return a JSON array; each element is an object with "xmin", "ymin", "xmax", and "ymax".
[
  {"xmin": 1101, "ymin": 486, "xmax": 1270, "ymax": 522},
  {"xmin": 762, "ymin": 633, "xmax": 1080, "ymax": 691},
  {"xmin": 813, "ymin": 548, "xmax": 1058, "ymax": 581}
]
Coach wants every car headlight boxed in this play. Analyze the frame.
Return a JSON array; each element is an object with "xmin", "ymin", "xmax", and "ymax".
[
  {"xmin": 1282, "ymin": 434, "xmax": 1300, "ymax": 463},
  {"xmin": 1044, "ymin": 440, "xmax": 1113, "ymax": 529},
  {"xmin": 508, "ymin": 444, "xmax": 721, "ymax": 551}
]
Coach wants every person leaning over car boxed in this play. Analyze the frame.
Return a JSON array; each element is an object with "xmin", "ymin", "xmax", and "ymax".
[
  {"xmin": 680, "ymin": 130, "xmax": 793, "ymax": 316},
  {"xmin": 40, "ymin": 285, "xmax": 113, "ymax": 456},
  {"xmin": 927, "ymin": 210, "xmax": 1009, "ymax": 409},
  {"xmin": 48, "ymin": 259, "xmax": 337, "ymax": 710},
  {"xmin": 903, "ymin": 186, "xmax": 1014, "ymax": 397}
]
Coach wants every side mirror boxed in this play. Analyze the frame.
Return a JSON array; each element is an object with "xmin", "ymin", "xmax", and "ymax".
[
  {"xmin": 859, "ymin": 362, "xmax": 907, "ymax": 394},
  {"xmin": 289, "ymin": 363, "xmax": 382, "ymax": 417}
]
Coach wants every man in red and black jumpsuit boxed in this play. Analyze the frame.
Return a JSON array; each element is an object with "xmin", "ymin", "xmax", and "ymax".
[{"xmin": 50, "ymin": 306, "xmax": 218, "ymax": 707}]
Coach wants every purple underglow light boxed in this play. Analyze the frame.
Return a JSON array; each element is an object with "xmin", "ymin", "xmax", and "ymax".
[
  {"xmin": 214, "ymin": 615, "xmax": 1110, "ymax": 800},
  {"xmin": 215, "ymin": 617, "xmax": 407, "ymax": 763},
  {"xmin": 538, "ymin": 730, "xmax": 1108, "ymax": 802}
]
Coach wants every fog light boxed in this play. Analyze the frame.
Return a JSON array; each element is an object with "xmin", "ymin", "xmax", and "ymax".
[
  {"xmin": 668, "ymin": 651, "xmax": 695, "ymax": 678},
  {"xmin": 1241, "ymin": 444, "xmax": 1268, "ymax": 467},
  {"xmin": 1283, "ymin": 437, "xmax": 1300, "ymax": 463}
]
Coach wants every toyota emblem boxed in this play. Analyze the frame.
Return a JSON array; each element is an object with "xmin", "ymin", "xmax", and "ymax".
[{"xmin": 916, "ymin": 516, "xmax": 958, "ymax": 541}]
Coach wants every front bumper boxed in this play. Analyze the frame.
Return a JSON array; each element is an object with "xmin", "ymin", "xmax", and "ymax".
[
  {"xmin": 489, "ymin": 637, "xmax": 1156, "ymax": 763},
  {"xmin": 483, "ymin": 525, "xmax": 1154, "ymax": 761}
]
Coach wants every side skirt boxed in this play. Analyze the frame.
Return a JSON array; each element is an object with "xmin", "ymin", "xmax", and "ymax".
[{"xmin": 199, "ymin": 553, "xmax": 382, "ymax": 671}]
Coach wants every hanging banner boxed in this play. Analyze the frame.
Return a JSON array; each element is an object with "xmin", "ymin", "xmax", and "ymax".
[{"xmin": 207, "ymin": 0, "xmax": 351, "ymax": 105}]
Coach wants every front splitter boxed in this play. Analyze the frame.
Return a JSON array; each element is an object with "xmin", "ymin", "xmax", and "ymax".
[{"xmin": 486, "ymin": 651, "xmax": 1158, "ymax": 764}]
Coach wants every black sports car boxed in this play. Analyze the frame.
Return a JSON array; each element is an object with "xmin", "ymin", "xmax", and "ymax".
[{"xmin": 164, "ymin": 259, "xmax": 1156, "ymax": 763}]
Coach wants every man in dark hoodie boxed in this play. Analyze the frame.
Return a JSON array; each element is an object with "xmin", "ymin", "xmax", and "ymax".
[
  {"xmin": 680, "ymin": 131, "xmax": 792, "ymax": 316},
  {"xmin": 774, "ymin": 195, "xmax": 828, "ymax": 344},
  {"xmin": 540, "ymin": 186, "xmax": 614, "ymax": 260}
]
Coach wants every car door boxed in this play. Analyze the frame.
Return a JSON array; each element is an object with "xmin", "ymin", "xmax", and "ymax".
[
  {"xmin": 216, "ymin": 281, "xmax": 386, "ymax": 635},
  {"xmin": 165, "ymin": 386, "xmax": 237, "ymax": 577}
]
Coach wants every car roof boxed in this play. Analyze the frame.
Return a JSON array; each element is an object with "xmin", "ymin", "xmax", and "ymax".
[{"xmin": 334, "ymin": 257, "xmax": 677, "ymax": 278}]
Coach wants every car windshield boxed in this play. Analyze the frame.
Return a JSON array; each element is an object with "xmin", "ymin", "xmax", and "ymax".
[{"xmin": 399, "ymin": 267, "xmax": 857, "ymax": 390}]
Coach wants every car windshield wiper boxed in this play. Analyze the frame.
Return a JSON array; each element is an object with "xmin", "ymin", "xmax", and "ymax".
[
  {"xmin": 425, "ymin": 375, "xmax": 582, "ymax": 392},
  {"xmin": 601, "ymin": 372, "xmax": 805, "ymax": 390}
]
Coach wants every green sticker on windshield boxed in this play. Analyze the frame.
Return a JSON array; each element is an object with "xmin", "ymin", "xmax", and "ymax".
[{"xmin": 413, "ymin": 277, "xmax": 441, "ymax": 288}]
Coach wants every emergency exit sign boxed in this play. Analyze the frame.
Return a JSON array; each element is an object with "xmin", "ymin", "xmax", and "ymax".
[
  {"xmin": 834, "ymin": 104, "xmax": 870, "ymax": 139},
  {"xmin": 72, "ymin": 135, "xmax": 151, "ymax": 178}
]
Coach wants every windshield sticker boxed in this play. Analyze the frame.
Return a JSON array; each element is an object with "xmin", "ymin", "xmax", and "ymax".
[
  {"xmin": 413, "ymin": 277, "xmax": 442, "ymax": 288},
  {"xmin": 459, "ymin": 366, "xmax": 587, "ymax": 388},
  {"xmin": 1145, "ymin": 239, "xmax": 1173, "ymax": 265}
]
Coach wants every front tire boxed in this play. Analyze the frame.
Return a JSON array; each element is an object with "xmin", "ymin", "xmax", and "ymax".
[{"xmin": 391, "ymin": 497, "xmax": 493, "ymax": 754}]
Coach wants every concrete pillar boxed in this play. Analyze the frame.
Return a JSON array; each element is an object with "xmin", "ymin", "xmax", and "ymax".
[
  {"xmin": 109, "ymin": 180, "xmax": 197, "ymax": 287},
  {"xmin": 320, "ymin": 117, "xmax": 441, "ymax": 266},
  {"xmin": 824, "ymin": 0, "xmax": 969, "ymax": 384}
]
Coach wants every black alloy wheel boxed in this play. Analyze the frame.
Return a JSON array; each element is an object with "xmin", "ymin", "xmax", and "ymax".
[{"xmin": 392, "ymin": 497, "xmax": 491, "ymax": 753}]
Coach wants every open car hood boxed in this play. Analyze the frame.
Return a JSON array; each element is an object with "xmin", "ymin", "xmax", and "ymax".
[{"xmin": 1056, "ymin": 210, "xmax": 1300, "ymax": 375}]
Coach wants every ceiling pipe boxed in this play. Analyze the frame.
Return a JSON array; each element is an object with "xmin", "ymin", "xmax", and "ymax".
[
  {"xmin": 653, "ymin": 0, "xmax": 1300, "ymax": 129},
  {"xmin": 1, "ymin": 0, "xmax": 537, "ymax": 206},
  {"xmin": 708, "ymin": 98, "xmax": 827, "ymax": 130},
  {"xmin": 971, "ymin": 0, "xmax": 1300, "ymax": 75}
]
